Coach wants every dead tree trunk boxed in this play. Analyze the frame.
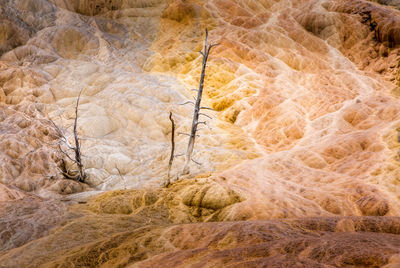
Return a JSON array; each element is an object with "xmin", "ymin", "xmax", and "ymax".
[
  {"xmin": 166, "ymin": 111, "xmax": 175, "ymax": 186},
  {"xmin": 182, "ymin": 29, "xmax": 217, "ymax": 175}
]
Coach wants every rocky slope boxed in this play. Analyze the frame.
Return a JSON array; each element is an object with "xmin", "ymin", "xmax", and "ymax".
[{"xmin": 1, "ymin": 0, "xmax": 400, "ymax": 267}]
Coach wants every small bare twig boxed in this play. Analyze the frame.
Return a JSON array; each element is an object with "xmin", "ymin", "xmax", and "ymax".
[{"xmin": 116, "ymin": 166, "xmax": 127, "ymax": 190}]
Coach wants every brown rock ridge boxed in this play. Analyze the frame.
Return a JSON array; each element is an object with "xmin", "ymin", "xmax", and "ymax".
[
  {"xmin": 133, "ymin": 217, "xmax": 400, "ymax": 268},
  {"xmin": 1, "ymin": 185, "xmax": 400, "ymax": 267},
  {"xmin": 0, "ymin": 180, "xmax": 244, "ymax": 267}
]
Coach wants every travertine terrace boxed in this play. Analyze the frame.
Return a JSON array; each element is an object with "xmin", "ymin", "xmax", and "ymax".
[{"xmin": 1, "ymin": 0, "xmax": 400, "ymax": 267}]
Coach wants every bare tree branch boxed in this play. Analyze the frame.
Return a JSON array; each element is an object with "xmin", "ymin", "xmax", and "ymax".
[
  {"xmin": 49, "ymin": 118, "xmax": 64, "ymax": 137},
  {"xmin": 57, "ymin": 167, "xmax": 71, "ymax": 178},
  {"xmin": 199, "ymin": 113, "xmax": 212, "ymax": 120},
  {"xmin": 179, "ymin": 101, "xmax": 195, "ymax": 106},
  {"xmin": 58, "ymin": 144, "xmax": 77, "ymax": 163},
  {"xmin": 210, "ymin": 43, "xmax": 220, "ymax": 48},
  {"xmin": 49, "ymin": 117, "xmax": 75, "ymax": 149},
  {"xmin": 196, "ymin": 121, "xmax": 207, "ymax": 126},
  {"xmin": 200, "ymin": 106, "xmax": 215, "ymax": 111},
  {"xmin": 191, "ymin": 158, "xmax": 202, "ymax": 166},
  {"xmin": 57, "ymin": 161, "xmax": 79, "ymax": 181}
]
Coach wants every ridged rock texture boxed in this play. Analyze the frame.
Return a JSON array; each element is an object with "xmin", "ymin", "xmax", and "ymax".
[{"xmin": 1, "ymin": 0, "xmax": 400, "ymax": 267}]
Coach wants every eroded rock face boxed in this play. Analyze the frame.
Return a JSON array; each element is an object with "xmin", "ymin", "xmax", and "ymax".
[{"xmin": 1, "ymin": 0, "xmax": 400, "ymax": 266}]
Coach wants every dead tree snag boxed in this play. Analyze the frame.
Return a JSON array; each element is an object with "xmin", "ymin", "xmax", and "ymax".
[
  {"xmin": 182, "ymin": 29, "xmax": 217, "ymax": 175},
  {"xmin": 51, "ymin": 89, "xmax": 86, "ymax": 183},
  {"xmin": 166, "ymin": 111, "xmax": 175, "ymax": 187}
]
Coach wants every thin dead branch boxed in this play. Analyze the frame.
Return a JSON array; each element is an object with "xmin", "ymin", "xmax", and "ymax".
[
  {"xmin": 179, "ymin": 101, "xmax": 195, "ymax": 106},
  {"xmin": 199, "ymin": 113, "xmax": 212, "ymax": 119},
  {"xmin": 72, "ymin": 90, "xmax": 85, "ymax": 182},
  {"xmin": 200, "ymin": 106, "xmax": 215, "ymax": 111},
  {"xmin": 191, "ymin": 158, "xmax": 202, "ymax": 166},
  {"xmin": 116, "ymin": 166, "xmax": 127, "ymax": 190}
]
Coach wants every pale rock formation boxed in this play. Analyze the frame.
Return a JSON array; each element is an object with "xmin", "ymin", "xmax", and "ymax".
[{"xmin": 0, "ymin": 0, "xmax": 257, "ymax": 195}]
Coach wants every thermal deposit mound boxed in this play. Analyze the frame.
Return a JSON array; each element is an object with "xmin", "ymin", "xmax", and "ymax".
[{"xmin": 1, "ymin": 0, "xmax": 400, "ymax": 267}]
